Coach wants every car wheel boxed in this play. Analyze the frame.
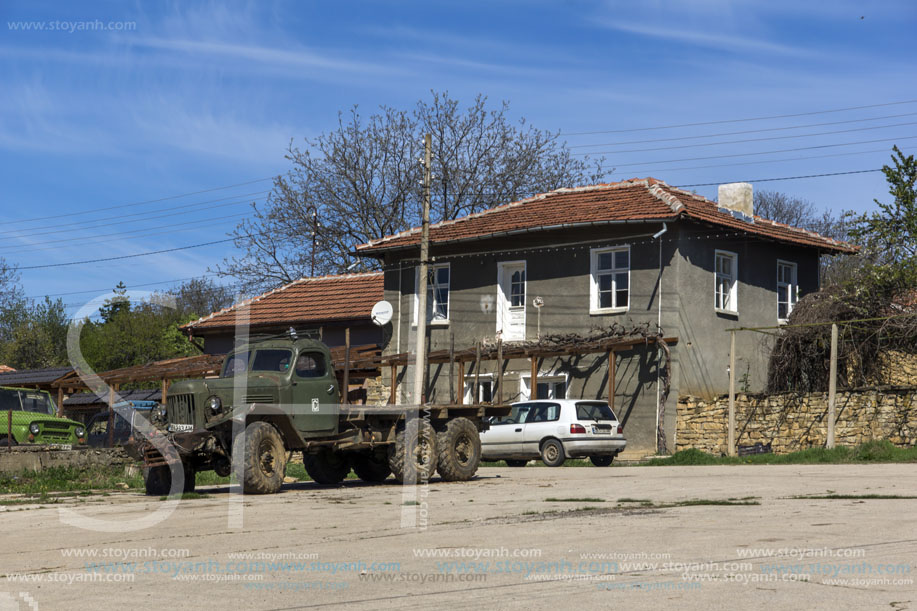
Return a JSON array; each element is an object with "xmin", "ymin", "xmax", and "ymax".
[
  {"xmin": 590, "ymin": 455, "xmax": 614, "ymax": 467},
  {"xmin": 504, "ymin": 459, "xmax": 528, "ymax": 467},
  {"xmin": 0, "ymin": 436, "xmax": 16, "ymax": 447},
  {"xmin": 540, "ymin": 439, "xmax": 565, "ymax": 467}
]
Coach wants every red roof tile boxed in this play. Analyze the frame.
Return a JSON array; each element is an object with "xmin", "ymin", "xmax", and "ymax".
[
  {"xmin": 184, "ymin": 273, "xmax": 384, "ymax": 332},
  {"xmin": 355, "ymin": 178, "xmax": 856, "ymax": 254}
]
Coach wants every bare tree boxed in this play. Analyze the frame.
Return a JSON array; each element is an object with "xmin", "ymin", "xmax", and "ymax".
[
  {"xmin": 214, "ymin": 92, "xmax": 604, "ymax": 294},
  {"xmin": 0, "ymin": 258, "xmax": 26, "ymax": 347}
]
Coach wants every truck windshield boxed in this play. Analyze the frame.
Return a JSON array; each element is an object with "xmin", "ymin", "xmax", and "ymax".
[
  {"xmin": 222, "ymin": 352, "xmax": 250, "ymax": 377},
  {"xmin": 0, "ymin": 388, "xmax": 55, "ymax": 415},
  {"xmin": 251, "ymin": 349, "xmax": 293, "ymax": 372}
]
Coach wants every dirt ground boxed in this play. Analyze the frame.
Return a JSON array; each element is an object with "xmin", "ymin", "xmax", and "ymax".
[{"xmin": 1, "ymin": 463, "xmax": 915, "ymax": 611}]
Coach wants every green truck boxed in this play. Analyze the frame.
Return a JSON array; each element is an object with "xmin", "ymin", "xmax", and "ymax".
[
  {"xmin": 0, "ymin": 386, "xmax": 87, "ymax": 447},
  {"xmin": 127, "ymin": 336, "xmax": 507, "ymax": 495}
]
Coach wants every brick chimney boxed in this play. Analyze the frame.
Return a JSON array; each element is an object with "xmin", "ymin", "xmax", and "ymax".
[{"xmin": 717, "ymin": 182, "xmax": 754, "ymax": 222}]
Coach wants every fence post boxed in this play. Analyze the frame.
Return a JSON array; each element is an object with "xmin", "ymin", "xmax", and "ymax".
[
  {"xmin": 728, "ymin": 330, "xmax": 736, "ymax": 457},
  {"xmin": 827, "ymin": 322, "xmax": 838, "ymax": 449}
]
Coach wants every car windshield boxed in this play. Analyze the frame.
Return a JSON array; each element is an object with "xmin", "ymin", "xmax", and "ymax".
[
  {"xmin": 0, "ymin": 388, "xmax": 55, "ymax": 415},
  {"xmin": 575, "ymin": 402, "xmax": 616, "ymax": 421},
  {"xmin": 494, "ymin": 404, "xmax": 532, "ymax": 425},
  {"xmin": 251, "ymin": 349, "xmax": 293, "ymax": 372},
  {"xmin": 222, "ymin": 352, "xmax": 250, "ymax": 377}
]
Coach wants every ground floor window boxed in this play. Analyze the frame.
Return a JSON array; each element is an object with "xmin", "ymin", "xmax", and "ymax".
[
  {"xmin": 463, "ymin": 375, "xmax": 493, "ymax": 404},
  {"xmin": 519, "ymin": 374, "xmax": 567, "ymax": 401}
]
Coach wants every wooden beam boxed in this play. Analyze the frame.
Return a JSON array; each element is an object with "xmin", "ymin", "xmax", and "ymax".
[
  {"xmin": 449, "ymin": 332, "xmax": 455, "ymax": 404},
  {"xmin": 108, "ymin": 385, "xmax": 115, "ymax": 448},
  {"xmin": 342, "ymin": 327, "xmax": 351, "ymax": 405},
  {"xmin": 474, "ymin": 342, "xmax": 481, "ymax": 405},
  {"xmin": 161, "ymin": 379, "xmax": 169, "ymax": 406},
  {"xmin": 57, "ymin": 387, "xmax": 64, "ymax": 417},
  {"xmin": 389, "ymin": 364, "xmax": 398, "ymax": 405},
  {"xmin": 496, "ymin": 338, "xmax": 503, "ymax": 405},
  {"xmin": 457, "ymin": 359, "xmax": 465, "ymax": 405},
  {"xmin": 607, "ymin": 350, "xmax": 616, "ymax": 410},
  {"xmin": 531, "ymin": 356, "xmax": 538, "ymax": 401}
]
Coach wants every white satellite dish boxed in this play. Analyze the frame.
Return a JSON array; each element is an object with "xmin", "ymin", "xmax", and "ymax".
[{"xmin": 370, "ymin": 300, "xmax": 393, "ymax": 326}]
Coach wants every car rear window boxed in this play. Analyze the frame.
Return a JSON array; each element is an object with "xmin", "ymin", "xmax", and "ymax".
[{"xmin": 575, "ymin": 402, "xmax": 616, "ymax": 421}]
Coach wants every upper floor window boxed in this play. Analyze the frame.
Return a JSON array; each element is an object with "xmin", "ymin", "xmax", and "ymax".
[
  {"xmin": 413, "ymin": 263, "xmax": 450, "ymax": 324},
  {"xmin": 715, "ymin": 250, "xmax": 738, "ymax": 313},
  {"xmin": 590, "ymin": 246, "xmax": 630, "ymax": 313},
  {"xmin": 777, "ymin": 260, "xmax": 798, "ymax": 321}
]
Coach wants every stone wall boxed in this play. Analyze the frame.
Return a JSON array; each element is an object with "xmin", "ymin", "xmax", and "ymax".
[
  {"xmin": 0, "ymin": 447, "xmax": 131, "ymax": 474},
  {"xmin": 677, "ymin": 387, "xmax": 917, "ymax": 455}
]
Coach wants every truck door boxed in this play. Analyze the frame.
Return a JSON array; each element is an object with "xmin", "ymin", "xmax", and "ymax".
[{"xmin": 290, "ymin": 350, "xmax": 339, "ymax": 435}]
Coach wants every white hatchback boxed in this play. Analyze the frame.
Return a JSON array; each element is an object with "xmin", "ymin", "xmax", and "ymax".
[{"xmin": 480, "ymin": 399, "xmax": 627, "ymax": 467}]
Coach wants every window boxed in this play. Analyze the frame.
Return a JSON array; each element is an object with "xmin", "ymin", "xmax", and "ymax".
[
  {"xmin": 590, "ymin": 246, "xmax": 630, "ymax": 313},
  {"xmin": 251, "ymin": 349, "xmax": 293, "ymax": 372},
  {"xmin": 777, "ymin": 261, "xmax": 798, "ymax": 321},
  {"xmin": 536, "ymin": 380, "xmax": 566, "ymax": 400},
  {"xmin": 494, "ymin": 402, "xmax": 532, "ymax": 425},
  {"xmin": 714, "ymin": 250, "xmax": 738, "ymax": 313},
  {"xmin": 525, "ymin": 403, "xmax": 561, "ymax": 422},
  {"xmin": 575, "ymin": 401, "xmax": 617, "ymax": 421},
  {"xmin": 222, "ymin": 352, "xmax": 250, "ymax": 377},
  {"xmin": 413, "ymin": 263, "xmax": 450, "ymax": 324},
  {"xmin": 520, "ymin": 374, "xmax": 567, "ymax": 401},
  {"xmin": 510, "ymin": 269, "xmax": 525, "ymax": 306},
  {"xmin": 463, "ymin": 376, "xmax": 492, "ymax": 404},
  {"xmin": 295, "ymin": 352, "xmax": 327, "ymax": 378}
]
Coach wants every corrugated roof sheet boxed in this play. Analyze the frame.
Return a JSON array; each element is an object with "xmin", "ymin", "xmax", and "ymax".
[
  {"xmin": 184, "ymin": 272, "xmax": 384, "ymax": 332},
  {"xmin": 64, "ymin": 389, "xmax": 162, "ymax": 407},
  {"xmin": 355, "ymin": 178, "xmax": 856, "ymax": 254},
  {"xmin": 0, "ymin": 367, "xmax": 74, "ymax": 386}
]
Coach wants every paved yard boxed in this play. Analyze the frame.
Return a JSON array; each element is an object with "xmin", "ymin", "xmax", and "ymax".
[{"xmin": 1, "ymin": 464, "xmax": 915, "ymax": 610}]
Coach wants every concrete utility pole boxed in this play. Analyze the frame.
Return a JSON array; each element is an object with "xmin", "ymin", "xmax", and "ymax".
[
  {"xmin": 728, "ymin": 330, "xmax": 736, "ymax": 457},
  {"xmin": 412, "ymin": 133, "xmax": 433, "ymax": 405},
  {"xmin": 827, "ymin": 323, "xmax": 838, "ymax": 448}
]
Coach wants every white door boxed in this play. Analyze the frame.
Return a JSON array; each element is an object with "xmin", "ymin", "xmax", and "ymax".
[{"xmin": 497, "ymin": 261, "xmax": 526, "ymax": 341}]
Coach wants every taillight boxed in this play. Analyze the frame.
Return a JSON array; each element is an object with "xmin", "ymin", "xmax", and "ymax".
[
  {"xmin": 616, "ymin": 425, "xmax": 623, "ymax": 434},
  {"xmin": 570, "ymin": 423, "xmax": 586, "ymax": 434}
]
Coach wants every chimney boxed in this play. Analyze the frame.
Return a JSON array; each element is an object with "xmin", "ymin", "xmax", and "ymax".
[{"xmin": 717, "ymin": 182, "xmax": 754, "ymax": 222}]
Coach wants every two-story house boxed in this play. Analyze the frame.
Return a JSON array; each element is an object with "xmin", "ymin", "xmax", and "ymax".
[{"xmin": 356, "ymin": 178, "xmax": 854, "ymax": 456}]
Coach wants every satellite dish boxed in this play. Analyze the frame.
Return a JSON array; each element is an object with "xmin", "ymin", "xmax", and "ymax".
[{"xmin": 370, "ymin": 300, "xmax": 393, "ymax": 326}]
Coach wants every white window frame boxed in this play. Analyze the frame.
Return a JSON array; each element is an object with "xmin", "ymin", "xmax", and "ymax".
[
  {"xmin": 714, "ymin": 250, "xmax": 738, "ymax": 314},
  {"xmin": 462, "ymin": 374, "xmax": 494, "ymax": 405},
  {"xmin": 776, "ymin": 260, "xmax": 798, "ymax": 322},
  {"xmin": 519, "ymin": 373, "xmax": 569, "ymax": 402},
  {"xmin": 412, "ymin": 262, "xmax": 450, "ymax": 326},
  {"xmin": 589, "ymin": 245, "xmax": 630, "ymax": 315}
]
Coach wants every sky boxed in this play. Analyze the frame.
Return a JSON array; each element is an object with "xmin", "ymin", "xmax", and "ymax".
[{"xmin": 1, "ymin": 0, "xmax": 915, "ymax": 318}]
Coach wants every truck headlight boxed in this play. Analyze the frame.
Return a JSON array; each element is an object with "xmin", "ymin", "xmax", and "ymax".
[
  {"xmin": 207, "ymin": 396, "xmax": 222, "ymax": 413},
  {"xmin": 75, "ymin": 426, "xmax": 86, "ymax": 438},
  {"xmin": 156, "ymin": 406, "xmax": 167, "ymax": 419},
  {"xmin": 29, "ymin": 423, "xmax": 40, "ymax": 435}
]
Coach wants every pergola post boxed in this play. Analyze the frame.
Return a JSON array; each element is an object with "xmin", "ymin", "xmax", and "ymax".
[{"xmin": 607, "ymin": 350, "xmax": 616, "ymax": 410}]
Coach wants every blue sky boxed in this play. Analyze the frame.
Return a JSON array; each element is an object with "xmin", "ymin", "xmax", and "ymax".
[{"xmin": 1, "ymin": 0, "xmax": 915, "ymax": 316}]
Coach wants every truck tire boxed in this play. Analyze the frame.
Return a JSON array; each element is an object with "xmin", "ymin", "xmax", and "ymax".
[
  {"xmin": 351, "ymin": 452, "xmax": 391, "ymax": 483},
  {"xmin": 232, "ymin": 421, "xmax": 287, "ymax": 494},
  {"xmin": 540, "ymin": 438, "xmax": 566, "ymax": 467},
  {"xmin": 303, "ymin": 449, "xmax": 351, "ymax": 485},
  {"xmin": 143, "ymin": 463, "xmax": 195, "ymax": 496},
  {"xmin": 388, "ymin": 419, "xmax": 438, "ymax": 484},
  {"xmin": 435, "ymin": 418, "xmax": 481, "ymax": 482}
]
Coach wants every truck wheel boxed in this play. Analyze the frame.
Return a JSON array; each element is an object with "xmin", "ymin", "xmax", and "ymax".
[
  {"xmin": 351, "ymin": 452, "xmax": 391, "ymax": 483},
  {"xmin": 590, "ymin": 455, "xmax": 614, "ymax": 467},
  {"xmin": 143, "ymin": 463, "xmax": 194, "ymax": 495},
  {"xmin": 436, "ymin": 418, "xmax": 481, "ymax": 482},
  {"xmin": 303, "ymin": 449, "xmax": 351, "ymax": 485},
  {"xmin": 540, "ymin": 439, "xmax": 566, "ymax": 467},
  {"xmin": 388, "ymin": 419, "xmax": 438, "ymax": 484},
  {"xmin": 232, "ymin": 421, "xmax": 287, "ymax": 494}
]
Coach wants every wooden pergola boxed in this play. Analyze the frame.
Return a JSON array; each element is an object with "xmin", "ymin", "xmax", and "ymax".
[{"xmin": 382, "ymin": 334, "xmax": 678, "ymax": 410}]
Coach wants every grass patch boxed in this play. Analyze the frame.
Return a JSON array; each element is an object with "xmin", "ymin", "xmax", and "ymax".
[
  {"xmin": 403, "ymin": 500, "xmax": 419, "ymax": 506},
  {"xmin": 0, "ymin": 466, "xmax": 143, "ymax": 495},
  {"xmin": 158, "ymin": 492, "xmax": 212, "ymax": 501},
  {"xmin": 671, "ymin": 498, "xmax": 760, "ymax": 506},
  {"xmin": 790, "ymin": 494, "xmax": 917, "ymax": 500},
  {"xmin": 643, "ymin": 441, "xmax": 917, "ymax": 466},
  {"xmin": 545, "ymin": 497, "xmax": 604, "ymax": 503}
]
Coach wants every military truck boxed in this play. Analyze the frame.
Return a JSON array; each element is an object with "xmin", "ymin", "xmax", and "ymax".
[{"xmin": 128, "ymin": 336, "xmax": 506, "ymax": 495}]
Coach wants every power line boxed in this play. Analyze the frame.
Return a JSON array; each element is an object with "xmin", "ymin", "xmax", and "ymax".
[
  {"xmin": 0, "ymin": 192, "xmax": 268, "ymax": 240},
  {"xmin": 568, "ymin": 112, "xmax": 917, "ymax": 149},
  {"xmin": 573, "ymin": 120, "xmax": 917, "ymax": 156},
  {"xmin": 29, "ymin": 275, "xmax": 224, "ymax": 298},
  {"xmin": 673, "ymin": 169, "xmax": 882, "ymax": 188},
  {"xmin": 4, "ymin": 177, "xmax": 275, "ymax": 226},
  {"xmin": 598, "ymin": 135, "xmax": 916, "ymax": 170},
  {"xmin": 561, "ymin": 99, "xmax": 917, "ymax": 136},
  {"xmin": 17, "ymin": 237, "xmax": 240, "ymax": 270}
]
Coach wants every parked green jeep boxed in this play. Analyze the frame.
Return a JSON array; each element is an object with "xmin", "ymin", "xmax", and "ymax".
[{"xmin": 0, "ymin": 386, "xmax": 87, "ymax": 447}]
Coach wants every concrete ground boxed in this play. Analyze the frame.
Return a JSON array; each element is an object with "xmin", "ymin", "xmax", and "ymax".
[{"xmin": 1, "ymin": 463, "xmax": 915, "ymax": 611}]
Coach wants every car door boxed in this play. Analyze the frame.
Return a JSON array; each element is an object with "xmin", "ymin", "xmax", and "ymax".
[
  {"xmin": 522, "ymin": 402, "xmax": 562, "ymax": 454},
  {"xmin": 290, "ymin": 350, "xmax": 339, "ymax": 435},
  {"xmin": 481, "ymin": 403, "xmax": 532, "ymax": 458}
]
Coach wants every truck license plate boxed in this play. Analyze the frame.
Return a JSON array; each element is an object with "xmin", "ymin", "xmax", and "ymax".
[{"xmin": 168, "ymin": 423, "xmax": 194, "ymax": 433}]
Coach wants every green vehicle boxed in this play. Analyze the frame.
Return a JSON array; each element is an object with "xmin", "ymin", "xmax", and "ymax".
[
  {"xmin": 0, "ymin": 386, "xmax": 87, "ymax": 447},
  {"xmin": 128, "ymin": 335, "xmax": 509, "ymax": 496}
]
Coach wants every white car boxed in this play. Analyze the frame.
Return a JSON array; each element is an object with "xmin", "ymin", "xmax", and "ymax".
[{"xmin": 480, "ymin": 399, "xmax": 627, "ymax": 467}]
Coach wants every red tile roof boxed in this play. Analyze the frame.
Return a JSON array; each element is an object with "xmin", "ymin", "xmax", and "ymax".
[
  {"xmin": 356, "ymin": 178, "xmax": 856, "ymax": 254},
  {"xmin": 183, "ymin": 273, "xmax": 384, "ymax": 332}
]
